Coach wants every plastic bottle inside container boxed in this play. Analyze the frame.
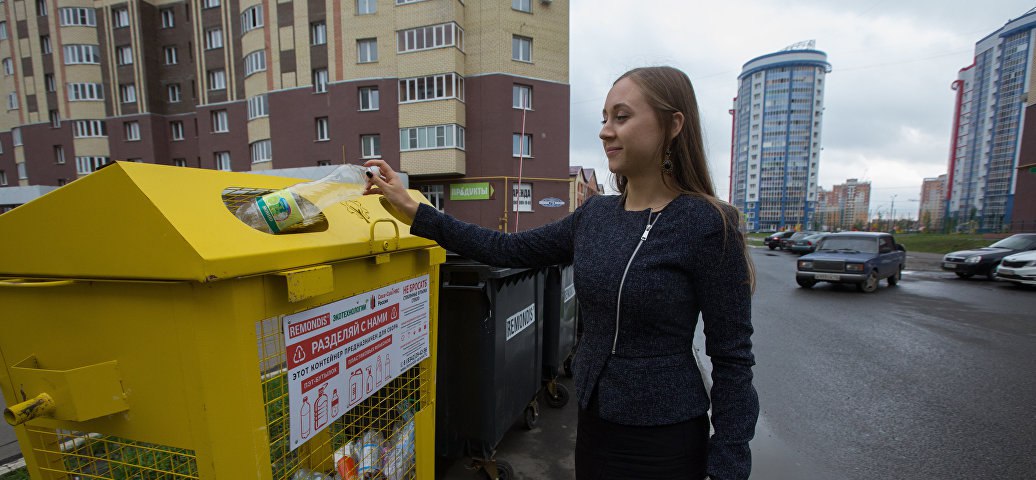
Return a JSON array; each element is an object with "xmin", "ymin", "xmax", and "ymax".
[{"xmin": 235, "ymin": 164, "xmax": 377, "ymax": 234}]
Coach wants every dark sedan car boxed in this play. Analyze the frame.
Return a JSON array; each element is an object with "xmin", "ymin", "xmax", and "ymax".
[
  {"xmin": 941, "ymin": 233, "xmax": 1036, "ymax": 280},
  {"xmin": 781, "ymin": 231, "xmax": 818, "ymax": 251},
  {"xmin": 790, "ymin": 233, "xmax": 828, "ymax": 255},
  {"xmin": 764, "ymin": 231, "xmax": 795, "ymax": 250}
]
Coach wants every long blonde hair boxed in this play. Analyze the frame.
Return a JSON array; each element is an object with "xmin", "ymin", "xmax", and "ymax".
[{"xmin": 614, "ymin": 66, "xmax": 756, "ymax": 290}]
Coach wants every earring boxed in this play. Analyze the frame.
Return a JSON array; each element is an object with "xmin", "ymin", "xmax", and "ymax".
[{"xmin": 662, "ymin": 147, "xmax": 674, "ymax": 175}]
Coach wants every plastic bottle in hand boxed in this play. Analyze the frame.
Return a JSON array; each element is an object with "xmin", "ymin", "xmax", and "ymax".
[{"xmin": 235, "ymin": 164, "xmax": 378, "ymax": 234}]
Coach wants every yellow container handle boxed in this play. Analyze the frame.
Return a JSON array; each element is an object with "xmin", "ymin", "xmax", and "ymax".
[
  {"xmin": 4, "ymin": 393, "xmax": 56, "ymax": 425},
  {"xmin": 369, "ymin": 218, "xmax": 400, "ymax": 252},
  {"xmin": 0, "ymin": 279, "xmax": 75, "ymax": 288}
]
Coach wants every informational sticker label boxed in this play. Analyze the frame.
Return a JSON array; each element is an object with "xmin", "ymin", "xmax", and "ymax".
[
  {"xmin": 256, "ymin": 190, "xmax": 303, "ymax": 233},
  {"xmin": 283, "ymin": 275, "xmax": 431, "ymax": 450},
  {"xmin": 505, "ymin": 303, "xmax": 536, "ymax": 341}
]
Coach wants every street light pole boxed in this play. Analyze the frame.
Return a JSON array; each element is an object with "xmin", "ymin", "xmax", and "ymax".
[{"xmin": 889, "ymin": 194, "xmax": 898, "ymax": 232}]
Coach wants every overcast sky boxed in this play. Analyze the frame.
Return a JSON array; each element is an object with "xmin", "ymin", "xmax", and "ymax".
[{"xmin": 567, "ymin": 0, "xmax": 1036, "ymax": 220}]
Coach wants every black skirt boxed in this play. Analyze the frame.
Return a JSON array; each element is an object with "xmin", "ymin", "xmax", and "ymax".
[{"xmin": 575, "ymin": 394, "xmax": 709, "ymax": 480}]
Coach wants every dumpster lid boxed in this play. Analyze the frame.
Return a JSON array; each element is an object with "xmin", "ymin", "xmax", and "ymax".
[{"xmin": 0, "ymin": 162, "xmax": 437, "ymax": 282}]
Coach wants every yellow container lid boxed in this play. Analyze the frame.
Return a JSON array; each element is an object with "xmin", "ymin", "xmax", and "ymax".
[{"xmin": 0, "ymin": 162, "xmax": 436, "ymax": 282}]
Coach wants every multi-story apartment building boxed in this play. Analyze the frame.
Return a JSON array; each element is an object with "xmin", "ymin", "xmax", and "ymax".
[
  {"xmin": 946, "ymin": 9, "xmax": 1035, "ymax": 232},
  {"xmin": 919, "ymin": 174, "xmax": 947, "ymax": 232},
  {"xmin": 0, "ymin": 0, "xmax": 570, "ymax": 231},
  {"xmin": 814, "ymin": 178, "xmax": 869, "ymax": 231},
  {"xmin": 730, "ymin": 42, "xmax": 830, "ymax": 231}
]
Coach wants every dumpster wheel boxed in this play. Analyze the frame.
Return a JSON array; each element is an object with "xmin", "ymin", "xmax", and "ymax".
[
  {"xmin": 523, "ymin": 399, "xmax": 540, "ymax": 430},
  {"xmin": 477, "ymin": 459, "xmax": 515, "ymax": 480},
  {"xmin": 544, "ymin": 381, "xmax": 570, "ymax": 408}
]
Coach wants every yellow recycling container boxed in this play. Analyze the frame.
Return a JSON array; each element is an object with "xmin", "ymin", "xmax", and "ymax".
[{"xmin": 0, "ymin": 162, "xmax": 445, "ymax": 480}]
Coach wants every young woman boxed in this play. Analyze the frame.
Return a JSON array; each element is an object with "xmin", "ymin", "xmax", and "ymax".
[{"xmin": 364, "ymin": 66, "xmax": 758, "ymax": 480}]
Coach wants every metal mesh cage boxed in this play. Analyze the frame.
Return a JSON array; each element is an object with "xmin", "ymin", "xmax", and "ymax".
[
  {"xmin": 23, "ymin": 429, "xmax": 199, "ymax": 479},
  {"xmin": 257, "ymin": 316, "xmax": 427, "ymax": 480}
]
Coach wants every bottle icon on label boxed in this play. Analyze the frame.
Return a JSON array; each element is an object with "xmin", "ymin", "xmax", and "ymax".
[
  {"xmin": 365, "ymin": 366, "xmax": 374, "ymax": 394},
  {"xmin": 384, "ymin": 354, "xmax": 392, "ymax": 382},
  {"xmin": 300, "ymin": 396, "xmax": 311, "ymax": 439},
  {"xmin": 331, "ymin": 388, "xmax": 340, "ymax": 418},
  {"xmin": 376, "ymin": 356, "xmax": 383, "ymax": 386},
  {"xmin": 315, "ymin": 385, "xmax": 329, "ymax": 430},
  {"xmin": 350, "ymin": 369, "xmax": 363, "ymax": 403}
]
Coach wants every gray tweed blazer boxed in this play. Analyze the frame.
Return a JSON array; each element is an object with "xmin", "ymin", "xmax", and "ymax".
[{"xmin": 411, "ymin": 194, "xmax": 758, "ymax": 480}]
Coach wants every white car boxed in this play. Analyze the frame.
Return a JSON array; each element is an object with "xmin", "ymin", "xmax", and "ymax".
[{"xmin": 995, "ymin": 250, "xmax": 1036, "ymax": 287}]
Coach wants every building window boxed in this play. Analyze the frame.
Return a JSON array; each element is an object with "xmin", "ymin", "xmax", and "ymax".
[
  {"xmin": 67, "ymin": 82, "xmax": 104, "ymax": 101},
  {"xmin": 359, "ymin": 87, "xmax": 379, "ymax": 111},
  {"xmin": 174, "ymin": 158, "xmax": 187, "ymax": 167},
  {"xmin": 167, "ymin": 84, "xmax": 182, "ymax": 103},
  {"xmin": 125, "ymin": 121, "xmax": 140, "ymax": 141},
  {"xmin": 54, "ymin": 145, "xmax": 66, "ymax": 164},
  {"xmin": 1, "ymin": 58, "xmax": 11, "ymax": 75},
  {"xmin": 62, "ymin": 45, "xmax": 100, "ymax": 64},
  {"xmin": 513, "ymin": 84, "xmax": 532, "ymax": 109},
  {"xmin": 207, "ymin": 69, "xmax": 226, "ymax": 90},
  {"xmin": 398, "ymin": 73, "xmax": 464, "ymax": 103},
  {"xmin": 59, "ymin": 8, "xmax": 96, "ymax": 27},
  {"xmin": 211, "ymin": 110, "xmax": 228, "ymax": 132},
  {"xmin": 247, "ymin": 94, "xmax": 268, "ymax": 119},
  {"xmin": 120, "ymin": 84, "xmax": 137, "ymax": 103},
  {"xmin": 250, "ymin": 140, "xmax": 272, "ymax": 163},
  {"xmin": 45, "ymin": 74, "xmax": 56, "ymax": 92},
  {"xmin": 313, "ymin": 68, "xmax": 328, "ymax": 93},
  {"xmin": 244, "ymin": 50, "xmax": 266, "ymax": 76},
  {"xmin": 164, "ymin": 46, "xmax": 178, "ymax": 64},
  {"xmin": 205, "ymin": 27, "xmax": 223, "ymax": 49},
  {"xmin": 0, "ymin": 170, "xmax": 6, "ymax": 186},
  {"xmin": 357, "ymin": 38, "xmax": 378, "ymax": 63},
  {"xmin": 512, "ymin": 35, "xmax": 532, "ymax": 62},
  {"xmin": 512, "ymin": 182, "xmax": 532, "ymax": 212},
  {"xmin": 12, "ymin": 127, "xmax": 21, "ymax": 145},
  {"xmin": 357, "ymin": 0, "xmax": 376, "ymax": 15},
  {"xmin": 314, "ymin": 117, "xmax": 329, "ymax": 141},
  {"xmin": 361, "ymin": 134, "xmax": 381, "ymax": 158},
  {"xmin": 113, "ymin": 8, "xmax": 129, "ymax": 27},
  {"xmin": 396, "ymin": 22, "xmax": 463, "ymax": 53},
  {"xmin": 399, "ymin": 124, "xmax": 465, "ymax": 151},
  {"xmin": 76, "ymin": 156, "xmax": 110, "ymax": 174},
  {"xmin": 215, "ymin": 152, "xmax": 231, "ymax": 171},
  {"xmin": 36, "ymin": 0, "xmax": 48, "ymax": 16},
  {"xmin": 0, "ymin": 21, "xmax": 7, "ymax": 40},
  {"xmin": 418, "ymin": 185, "xmax": 444, "ymax": 211},
  {"xmin": 512, "ymin": 133, "xmax": 532, "ymax": 157},
  {"xmin": 17, "ymin": 163, "xmax": 27, "ymax": 180},
  {"xmin": 49, "ymin": 109, "xmax": 60, "ymax": 127},
  {"xmin": 512, "ymin": 0, "xmax": 531, "ymax": 12},
  {"xmin": 311, "ymin": 21, "xmax": 326, "ymax": 45},
  {"xmin": 170, "ymin": 121, "xmax": 184, "ymax": 140},
  {"xmin": 203, "ymin": 0, "xmax": 220, "ymax": 8},
  {"xmin": 40, "ymin": 35, "xmax": 51, "ymax": 54},
  {"xmin": 116, "ymin": 45, "xmax": 133, "ymax": 65},
  {"xmin": 241, "ymin": 6, "xmax": 263, "ymax": 33},
  {"xmin": 160, "ymin": 8, "xmax": 174, "ymax": 28},
  {"xmin": 7, "ymin": 92, "xmax": 18, "ymax": 110}
]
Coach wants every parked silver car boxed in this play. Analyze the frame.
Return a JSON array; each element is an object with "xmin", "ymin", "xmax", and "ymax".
[{"xmin": 995, "ymin": 250, "xmax": 1036, "ymax": 287}]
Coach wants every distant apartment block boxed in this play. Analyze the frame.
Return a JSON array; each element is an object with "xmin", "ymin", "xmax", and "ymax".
[
  {"xmin": 815, "ymin": 178, "xmax": 869, "ymax": 231},
  {"xmin": 919, "ymin": 174, "xmax": 947, "ymax": 231},
  {"xmin": 0, "ymin": 0, "xmax": 571, "ymax": 231},
  {"xmin": 730, "ymin": 42, "xmax": 830, "ymax": 231},
  {"xmin": 947, "ymin": 9, "xmax": 1035, "ymax": 232}
]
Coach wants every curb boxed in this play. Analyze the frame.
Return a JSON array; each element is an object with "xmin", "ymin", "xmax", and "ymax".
[{"xmin": 0, "ymin": 456, "xmax": 25, "ymax": 474}]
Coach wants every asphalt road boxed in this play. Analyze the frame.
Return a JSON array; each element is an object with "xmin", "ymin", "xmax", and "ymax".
[{"xmin": 749, "ymin": 248, "xmax": 1036, "ymax": 479}]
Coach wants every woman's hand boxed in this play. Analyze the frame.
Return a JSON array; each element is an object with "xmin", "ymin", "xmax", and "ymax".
[{"xmin": 363, "ymin": 159, "xmax": 420, "ymax": 221}]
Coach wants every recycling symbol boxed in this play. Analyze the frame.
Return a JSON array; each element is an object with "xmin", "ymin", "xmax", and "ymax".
[{"xmin": 293, "ymin": 346, "xmax": 306, "ymax": 364}]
